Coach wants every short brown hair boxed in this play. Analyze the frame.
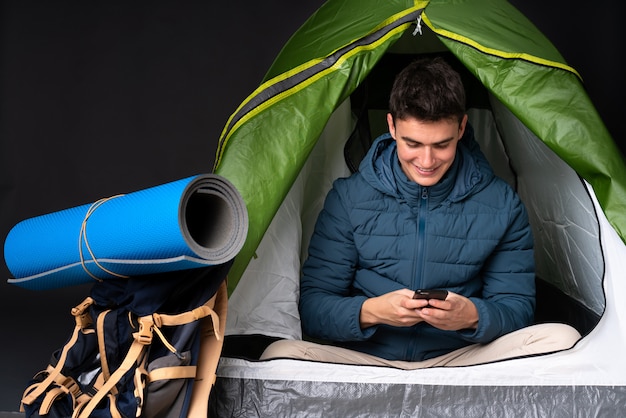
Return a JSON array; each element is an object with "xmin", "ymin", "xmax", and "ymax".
[{"xmin": 388, "ymin": 56, "xmax": 466, "ymax": 124}]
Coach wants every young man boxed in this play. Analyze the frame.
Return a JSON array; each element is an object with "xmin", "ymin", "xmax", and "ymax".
[{"xmin": 261, "ymin": 57, "xmax": 580, "ymax": 368}]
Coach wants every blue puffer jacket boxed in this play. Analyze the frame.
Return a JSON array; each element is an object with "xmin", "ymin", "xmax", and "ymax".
[{"xmin": 299, "ymin": 126, "xmax": 535, "ymax": 361}]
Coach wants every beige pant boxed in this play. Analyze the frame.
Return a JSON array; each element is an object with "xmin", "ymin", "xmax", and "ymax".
[{"xmin": 260, "ymin": 323, "xmax": 581, "ymax": 369}]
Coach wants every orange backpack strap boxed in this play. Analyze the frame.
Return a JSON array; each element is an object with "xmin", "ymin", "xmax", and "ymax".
[
  {"xmin": 187, "ymin": 279, "xmax": 228, "ymax": 417},
  {"xmin": 20, "ymin": 297, "xmax": 94, "ymax": 411},
  {"xmin": 76, "ymin": 320, "xmax": 152, "ymax": 418}
]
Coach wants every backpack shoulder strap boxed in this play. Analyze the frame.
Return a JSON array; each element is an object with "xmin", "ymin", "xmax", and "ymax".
[
  {"xmin": 187, "ymin": 279, "xmax": 228, "ymax": 417},
  {"xmin": 78, "ymin": 279, "xmax": 228, "ymax": 418},
  {"xmin": 76, "ymin": 316, "xmax": 153, "ymax": 418},
  {"xmin": 144, "ymin": 283, "xmax": 226, "ymax": 384},
  {"xmin": 21, "ymin": 297, "xmax": 95, "ymax": 410}
]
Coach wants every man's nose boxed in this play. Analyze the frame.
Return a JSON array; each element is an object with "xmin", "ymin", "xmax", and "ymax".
[{"xmin": 420, "ymin": 147, "xmax": 435, "ymax": 167}]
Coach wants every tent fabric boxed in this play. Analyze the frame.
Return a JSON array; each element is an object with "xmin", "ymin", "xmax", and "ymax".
[
  {"xmin": 225, "ymin": 100, "xmax": 353, "ymax": 340},
  {"xmin": 483, "ymin": 99, "xmax": 604, "ymax": 316},
  {"xmin": 211, "ymin": 360, "xmax": 626, "ymax": 417},
  {"xmin": 421, "ymin": 0, "xmax": 626, "ymax": 246},
  {"xmin": 213, "ymin": 2, "xmax": 423, "ymax": 290},
  {"xmin": 4, "ymin": 174, "xmax": 248, "ymax": 290},
  {"xmin": 213, "ymin": 0, "xmax": 626, "ymax": 292},
  {"xmin": 210, "ymin": 0, "xmax": 626, "ymax": 415}
]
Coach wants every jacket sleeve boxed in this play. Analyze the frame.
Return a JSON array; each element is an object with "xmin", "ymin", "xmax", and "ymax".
[
  {"xmin": 299, "ymin": 180, "xmax": 376, "ymax": 342},
  {"xmin": 459, "ymin": 188, "xmax": 536, "ymax": 343}
]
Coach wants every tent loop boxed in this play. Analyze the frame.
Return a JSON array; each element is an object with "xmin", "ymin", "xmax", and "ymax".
[{"xmin": 412, "ymin": 14, "xmax": 423, "ymax": 36}]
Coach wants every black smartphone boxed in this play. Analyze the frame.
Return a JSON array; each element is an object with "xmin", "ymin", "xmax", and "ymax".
[{"xmin": 412, "ymin": 289, "xmax": 448, "ymax": 303}]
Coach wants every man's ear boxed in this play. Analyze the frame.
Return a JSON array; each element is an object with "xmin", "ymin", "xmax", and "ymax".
[
  {"xmin": 386, "ymin": 113, "xmax": 395, "ymax": 138},
  {"xmin": 458, "ymin": 114, "xmax": 468, "ymax": 138}
]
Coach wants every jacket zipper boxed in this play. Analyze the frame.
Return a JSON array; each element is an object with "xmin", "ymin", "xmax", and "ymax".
[
  {"xmin": 408, "ymin": 186, "xmax": 428, "ymax": 360},
  {"xmin": 416, "ymin": 187, "xmax": 428, "ymax": 289}
]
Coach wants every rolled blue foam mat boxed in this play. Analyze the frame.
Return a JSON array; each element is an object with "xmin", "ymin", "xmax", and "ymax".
[{"xmin": 4, "ymin": 174, "xmax": 248, "ymax": 290}]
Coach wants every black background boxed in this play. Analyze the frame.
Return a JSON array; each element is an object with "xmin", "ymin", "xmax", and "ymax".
[{"xmin": 0, "ymin": 0, "xmax": 623, "ymax": 411}]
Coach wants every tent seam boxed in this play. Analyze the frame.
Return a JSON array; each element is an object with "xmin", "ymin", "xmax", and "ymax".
[
  {"xmin": 421, "ymin": 13, "xmax": 582, "ymax": 80},
  {"xmin": 213, "ymin": 6, "xmax": 424, "ymax": 171}
]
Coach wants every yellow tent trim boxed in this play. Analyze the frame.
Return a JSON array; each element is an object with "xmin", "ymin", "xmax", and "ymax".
[
  {"xmin": 213, "ymin": 6, "xmax": 423, "ymax": 170},
  {"xmin": 421, "ymin": 12, "xmax": 581, "ymax": 80}
]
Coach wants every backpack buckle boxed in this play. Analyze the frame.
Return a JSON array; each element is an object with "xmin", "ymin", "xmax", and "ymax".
[
  {"xmin": 134, "ymin": 317, "xmax": 154, "ymax": 345},
  {"xmin": 71, "ymin": 297, "xmax": 94, "ymax": 328},
  {"xmin": 61, "ymin": 376, "xmax": 81, "ymax": 398}
]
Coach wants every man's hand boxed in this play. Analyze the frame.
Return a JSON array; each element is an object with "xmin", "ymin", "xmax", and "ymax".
[
  {"xmin": 360, "ymin": 290, "xmax": 478, "ymax": 331},
  {"xmin": 418, "ymin": 292, "xmax": 479, "ymax": 330},
  {"xmin": 360, "ymin": 289, "xmax": 428, "ymax": 328}
]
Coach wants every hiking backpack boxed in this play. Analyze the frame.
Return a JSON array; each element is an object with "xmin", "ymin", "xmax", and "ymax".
[{"xmin": 18, "ymin": 263, "xmax": 230, "ymax": 418}]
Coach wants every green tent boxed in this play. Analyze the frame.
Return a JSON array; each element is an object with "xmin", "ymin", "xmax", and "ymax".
[
  {"xmin": 214, "ymin": 0, "xmax": 626, "ymax": 291},
  {"xmin": 211, "ymin": 0, "xmax": 626, "ymax": 415}
]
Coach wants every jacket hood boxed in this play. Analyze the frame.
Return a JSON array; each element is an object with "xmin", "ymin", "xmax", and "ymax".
[{"xmin": 358, "ymin": 123, "xmax": 494, "ymax": 206}]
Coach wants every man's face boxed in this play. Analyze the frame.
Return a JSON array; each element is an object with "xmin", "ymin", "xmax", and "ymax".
[{"xmin": 387, "ymin": 113, "xmax": 467, "ymax": 187}]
